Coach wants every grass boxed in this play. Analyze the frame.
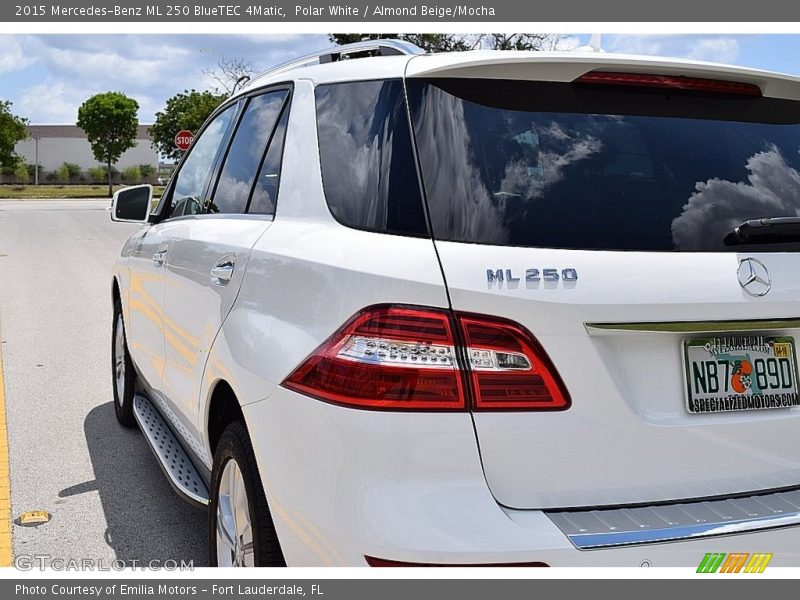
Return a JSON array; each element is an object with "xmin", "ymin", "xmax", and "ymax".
[{"xmin": 0, "ymin": 184, "xmax": 165, "ymax": 199}]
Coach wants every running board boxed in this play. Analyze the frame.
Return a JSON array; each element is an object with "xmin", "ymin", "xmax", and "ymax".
[{"xmin": 132, "ymin": 394, "xmax": 210, "ymax": 508}]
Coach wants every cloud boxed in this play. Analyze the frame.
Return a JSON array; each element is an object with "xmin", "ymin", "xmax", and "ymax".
[
  {"xmin": 608, "ymin": 35, "xmax": 741, "ymax": 65},
  {"xmin": 685, "ymin": 38, "xmax": 741, "ymax": 64},
  {"xmin": 2, "ymin": 34, "xmax": 328, "ymax": 123},
  {"xmin": 14, "ymin": 81, "xmax": 85, "ymax": 123},
  {"xmin": 0, "ymin": 36, "xmax": 36, "ymax": 74},
  {"xmin": 671, "ymin": 147, "xmax": 800, "ymax": 251}
]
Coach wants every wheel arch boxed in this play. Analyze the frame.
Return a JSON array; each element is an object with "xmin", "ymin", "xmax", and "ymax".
[
  {"xmin": 206, "ymin": 379, "xmax": 245, "ymax": 457},
  {"xmin": 112, "ymin": 276, "xmax": 121, "ymax": 305}
]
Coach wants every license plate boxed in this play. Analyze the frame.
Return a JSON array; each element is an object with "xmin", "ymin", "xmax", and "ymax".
[{"xmin": 683, "ymin": 335, "xmax": 800, "ymax": 414}]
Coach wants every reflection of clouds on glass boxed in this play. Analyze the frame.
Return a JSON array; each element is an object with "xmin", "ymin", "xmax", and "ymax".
[
  {"xmin": 414, "ymin": 87, "xmax": 507, "ymax": 242},
  {"xmin": 214, "ymin": 92, "xmax": 285, "ymax": 213},
  {"xmin": 498, "ymin": 122, "xmax": 602, "ymax": 199},
  {"xmin": 174, "ymin": 114, "xmax": 231, "ymax": 201},
  {"xmin": 316, "ymin": 83, "xmax": 395, "ymax": 225},
  {"xmin": 671, "ymin": 146, "xmax": 800, "ymax": 251},
  {"xmin": 250, "ymin": 108, "xmax": 288, "ymax": 215},
  {"xmin": 539, "ymin": 130, "xmax": 602, "ymax": 190},
  {"xmin": 214, "ymin": 173, "xmax": 253, "ymax": 212}
]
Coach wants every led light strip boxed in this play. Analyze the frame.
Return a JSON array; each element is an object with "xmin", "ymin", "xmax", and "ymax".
[{"xmin": 336, "ymin": 336, "xmax": 456, "ymax": 369}]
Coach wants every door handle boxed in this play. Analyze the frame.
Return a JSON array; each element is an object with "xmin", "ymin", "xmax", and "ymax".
[
  {"xmin": 210, "ymin": 255, "xmax": 236, "ymax": 286},
  {"xmin": 152, "ymin": 245, "xmax": 169, "ymax": 267}
]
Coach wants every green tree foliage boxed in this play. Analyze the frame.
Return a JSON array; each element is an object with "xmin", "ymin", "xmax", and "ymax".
[
  {"xmin": 328, "ymin": 33, "xmax": 560, "ymax": 52},
  {"xmin": 14, "ymin": 162, "xmax": 29, "ymax": 184},
  {"xmin": 328, "ymin": 33, "xmax": 471, "ymax": 52},
  {"xmin": 55, "ymin": 164, "xmax": 71, "ymax": 182},
  {"xmin": 139, "ymin": 163, "xmax": 156, "ymax": 179},
  {"xmin": 0, "ymin": 100, "xmax": 28, "ymax": 169},
  {"xmin": 63, "ymin": 162, "xmax": 82, "ymax": 179},
  {"xmin": 122, "ymin": 165, "xmax": 142, "ymax": 183},
  {"xmin": 149, "ymin": 90, "xmax": 226, "ymax": 162},
  {"xmin": 77, "ymin": 91, "xmax": 139, "ymax": 197},
  {"xmin": 88, "ymin": 166, "xmax": 106, "ymax": 183}
]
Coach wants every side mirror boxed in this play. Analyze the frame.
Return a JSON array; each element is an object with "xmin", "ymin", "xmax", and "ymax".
[{"xmin": 111, "ymin": 184, "xmax": 152, "ymax": 223}]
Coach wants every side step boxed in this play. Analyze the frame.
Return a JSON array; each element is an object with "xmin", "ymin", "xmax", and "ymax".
[{"xmin": 132, "ymin": 394, "xmax": 210, "ymax": 508}]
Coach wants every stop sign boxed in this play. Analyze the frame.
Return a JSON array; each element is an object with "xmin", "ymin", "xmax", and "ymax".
[{"xmin": 174, "ymin": 130, "xmax": 194, "ymax": 151}]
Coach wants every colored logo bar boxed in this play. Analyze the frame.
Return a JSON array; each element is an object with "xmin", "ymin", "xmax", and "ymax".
[{"xmin": 697, "ymin": 553, "xmax": 773, "ymax": 573}]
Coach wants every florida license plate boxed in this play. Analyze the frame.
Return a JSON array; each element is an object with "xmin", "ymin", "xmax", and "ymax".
[{"xmin": 684, "ymin": 335, "xmax": 800, "ymax": 414}]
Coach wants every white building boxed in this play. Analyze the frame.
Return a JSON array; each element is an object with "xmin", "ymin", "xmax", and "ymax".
[{"xmin": 15, "ymin": 124, "xmax": 158, "ymax": 172}]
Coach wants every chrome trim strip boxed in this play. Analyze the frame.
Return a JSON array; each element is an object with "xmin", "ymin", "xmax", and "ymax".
[
  {"xmin": 546, "ymin": 488, "xmax": 800, "ymax": 549},
  {"xmin": 567, "ymin": 513, "xmax": 800, "ymax": 549},
  {"xmin": 585, "ymin": 318, "xmax": 800, "ymax": 335}
]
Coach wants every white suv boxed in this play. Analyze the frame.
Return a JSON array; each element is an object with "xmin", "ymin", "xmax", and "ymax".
[{"xmin": 110, "ymin": 40, "xmax": 800, "ymax": 567}]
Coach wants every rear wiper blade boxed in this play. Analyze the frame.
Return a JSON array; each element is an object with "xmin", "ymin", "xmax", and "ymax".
[{"xmin": 727, "ymin": 217, "xmax": 800, "ymax": 244}]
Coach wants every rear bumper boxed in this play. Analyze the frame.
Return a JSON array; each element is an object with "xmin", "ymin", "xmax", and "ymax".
[{"xmin": 242, "ymin": 386, "xmax": 800, "ymax": 567}]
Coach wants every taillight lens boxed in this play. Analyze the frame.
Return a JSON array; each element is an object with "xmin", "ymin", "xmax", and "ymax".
[
  {"xmin": 283, "ymin": 305, "xmax": 570, "ymax": 412},
  {"xmin": 459, "ymin": 314, "xmax": 570, "ymax": 411},
  {"xmin": 283, "ymin": 306, "xmax": 466, "ymax": 410},
  {"xmin": 575, "ymin": 71, "xmax": 762, "ymax": 97}
]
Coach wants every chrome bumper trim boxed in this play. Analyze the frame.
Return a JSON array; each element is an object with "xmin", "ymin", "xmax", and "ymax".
[
  {"xmin": 585, "ymin": 318, "xmax": 800, "ymax": 336},
  {"xmin": 546, "ymin": 488, "xmax": 800, "ymax": 549}
]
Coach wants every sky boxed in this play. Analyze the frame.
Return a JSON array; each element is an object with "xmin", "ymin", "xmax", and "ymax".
[{"xmin": 4, "ymin": 33, "xmax": 800, "ymax": 124}]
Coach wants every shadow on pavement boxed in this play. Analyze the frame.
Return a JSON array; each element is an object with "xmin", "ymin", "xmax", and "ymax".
[{"xmin": 70, "ymin": 402, "xmax": 208, "ymax": 566}]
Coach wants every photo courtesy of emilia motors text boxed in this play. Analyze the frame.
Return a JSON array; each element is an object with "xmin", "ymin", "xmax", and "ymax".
[{"xmin": 5, "ymin": 0, "xmax": 800, "ymax": 595}]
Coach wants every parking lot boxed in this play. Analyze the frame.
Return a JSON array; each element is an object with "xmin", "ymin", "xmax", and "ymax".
[{"xmin": 0, "ymin": 200, "xmax": 207, "ymax": 566}]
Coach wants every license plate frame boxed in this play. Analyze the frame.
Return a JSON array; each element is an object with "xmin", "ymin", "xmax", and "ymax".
[{"xmin": 683, "ymin": 335, "xmax": 800, "ymax": 414}]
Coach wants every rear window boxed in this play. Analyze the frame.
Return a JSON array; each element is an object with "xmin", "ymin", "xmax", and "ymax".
[
  {"xmin": 315, "ymin": 79, "xmax": 428, "ymax": 237},
  {"xmin": 406, "ymin": 78, "xmax": 800, "ymax": 252}
]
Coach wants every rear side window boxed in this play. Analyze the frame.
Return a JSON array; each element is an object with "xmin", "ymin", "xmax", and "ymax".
[
  {"xmin": 315, "ymin": 79, "xmax": 428, "ymax": 237},
  {"xmin": 211, "ymin": 90, "xmax": 288, "ymax": 214},
  {"xmin": 407, "ymin": 78, "xmax": 800, "ymax": 252}
]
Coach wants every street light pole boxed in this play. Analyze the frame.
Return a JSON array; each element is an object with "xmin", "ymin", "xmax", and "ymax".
[{"xmin": 33, "ymin": 132, "xmax": 40, "ymax": 186}]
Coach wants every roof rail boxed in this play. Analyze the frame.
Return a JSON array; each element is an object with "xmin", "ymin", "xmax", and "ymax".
[{"xmin": 246, "ymin": 39, "xmax": 425, "ymax": 87}]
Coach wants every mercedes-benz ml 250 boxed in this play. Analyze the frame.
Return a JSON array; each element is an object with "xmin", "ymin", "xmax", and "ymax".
[{"xmin": 110, "ymin": 41, "xmax": 800, "ymax": 566}]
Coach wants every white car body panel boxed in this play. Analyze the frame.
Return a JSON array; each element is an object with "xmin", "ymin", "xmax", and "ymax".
[
  {"xmin": 126, "ymin": 225, "xmax": 169, "ymax": 395},
  {"xmin": 436, "ymin": 242, "xmax": 800, "ymax": 508},
  {"xmin": 244, "ymin": 386, "xmax": 800, "ymax": 567},
  {"xmin": 110, "ymin": 48, "xmax": 800, "ymax": 565},
  {"xmin": 161, "ymin": 215, "xmax": 272, "ymax": 458}
]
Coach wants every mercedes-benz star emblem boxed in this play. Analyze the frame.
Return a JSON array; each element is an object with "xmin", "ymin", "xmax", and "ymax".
[{"xmin": 737, "ymin": 258, "xmax": 772, "ymax": 297}]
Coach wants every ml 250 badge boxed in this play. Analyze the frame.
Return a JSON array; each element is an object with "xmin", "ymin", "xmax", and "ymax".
[{"xmin": 486, "ymin": 268, "xmax": 578, "ymax": 284}]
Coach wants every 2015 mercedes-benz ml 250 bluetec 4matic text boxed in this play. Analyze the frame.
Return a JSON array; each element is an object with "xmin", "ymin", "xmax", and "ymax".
[{"xmin": 109, "ymin": 40, "xmax": 800, "ymax": 566}]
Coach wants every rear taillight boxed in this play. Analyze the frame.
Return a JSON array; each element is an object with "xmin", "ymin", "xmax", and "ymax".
[
  {"xmin": 575, "ymin": 71, "xmax": 762, "ymax": 97},
  {"xmin": 283, "ymin": 306, "xmax": 466, "ymax": 410},
  {"xmin": 283, "ymin": 305, "xmax": 570, "ymax": 412},
  {"xmin": 459, "ymin": 314, "xmax": 570, "ymax": 411}
]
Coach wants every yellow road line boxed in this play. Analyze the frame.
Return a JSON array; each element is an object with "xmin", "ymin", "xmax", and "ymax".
[{"xmin": 0, "ymin": 319, "xmax": 12, "ymax": 566}]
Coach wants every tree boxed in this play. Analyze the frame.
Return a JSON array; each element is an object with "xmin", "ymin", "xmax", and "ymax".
[
  {"xmin": 483, "ymin": 34, "xmax": 564, "ymax": 51},
  {"xmin": 329, "ymin": 33, "xmax": 473, "ymax": 53},
  {"xmin": 0, "ymin": 100, "xmax": 28, "ymax": 170},
  {"xmin": 203, "ymin": 55, "xmax": 256, "ymax": 96},
  {"xmin": 149, "ymin": 90, "xmax": 226, "ymax": 162},
  {"xmin": 77, "ymin": 92, "xmax": 139, "ymax": 197},
  {"xmin": 328, "ymin": 33, "xmax": 562, "ymax": 53}
]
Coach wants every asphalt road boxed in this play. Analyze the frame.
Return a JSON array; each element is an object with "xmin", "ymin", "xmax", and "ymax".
[{"xmin": 0, "ymin": 200, "xmax": 207, "ymax": 567}]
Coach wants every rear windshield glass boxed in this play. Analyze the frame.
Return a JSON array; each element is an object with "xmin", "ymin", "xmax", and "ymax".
[{"xmin": 406, "ymin": 78, "xmax": 800, "ymax": 252}]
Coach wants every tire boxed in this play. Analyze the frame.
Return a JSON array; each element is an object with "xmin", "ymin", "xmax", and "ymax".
[
  {"xmin": 209, "ymin": 421, "xmax": 285, "ymax": 567},
  {"xmin": 112, "ymin": 299, "xmax": 136, "ymax": 427}
]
